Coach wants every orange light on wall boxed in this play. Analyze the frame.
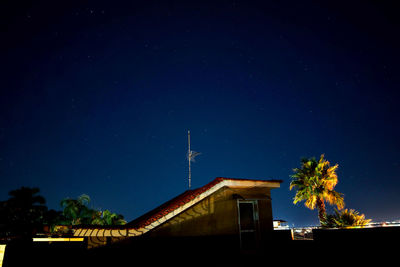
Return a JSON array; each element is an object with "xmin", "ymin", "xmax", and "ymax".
[
  {"xmin": 0, "ymin": 245, "xmax": 6, "ymax": 267},
  {"xmin": 32, "ymin": 238, "xmax": 84, "ymax": 242}
]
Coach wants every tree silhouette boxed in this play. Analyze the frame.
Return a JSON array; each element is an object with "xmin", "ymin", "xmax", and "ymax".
[{"xmin": 0, "ymin": 187, "xmax": 50, "ymax": 237}]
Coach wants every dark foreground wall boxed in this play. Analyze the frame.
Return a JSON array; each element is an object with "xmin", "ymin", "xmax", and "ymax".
[
  {"xmin": 3, "ymin": 228, "xmax": 398, "ymax": 266},
  {"xmin": 2, "ymin": 238, "xmax": 87, "ymax": 267},
  {"xmin": 313, "ymin": 226, "xmax": 400, "ymax": 245},
  {"xmin": 3, "ymin": 233, "xmax": 290, "ymax": 266},
  {"xmin": 87, "ymin": 233, "xmax": 295, "ymax": 266},
  {"xmin": 312, "ymin": 227, "xmax": 399, "ymax": 263}
]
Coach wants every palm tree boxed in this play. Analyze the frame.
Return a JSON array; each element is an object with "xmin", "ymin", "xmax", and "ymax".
[
  {"xmin": 104, "ymin": 210, "xmax": 126, "ymax": 225},
  {"xmin": 60, "ymin": 195, "xmax": 126, "ymax": 226},
  {"xmin": 91, "ymin": 210, "xmax": 126, "ymax": 226},
  {"xmin": 60, "ymin": 194, "xmax": 96, "ymax": 225},
  {"xmin": 290, "ymin": 154, "xmax": 345, "ymax": 224},
  {"xmin": 321, "ymin": 209, "xmax": 371, "ymax": 228}
]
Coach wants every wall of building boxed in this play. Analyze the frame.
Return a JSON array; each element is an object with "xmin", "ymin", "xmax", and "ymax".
[{"xmin": 147, "ymin": 186, "xmax": 273, "ymax": 239}]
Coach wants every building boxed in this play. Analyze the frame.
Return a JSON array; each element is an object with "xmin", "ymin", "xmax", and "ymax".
[
  {"xmin": 273, "ymin": 220, "xmax": 289, "ymax": 230},
  {"xmin": 73, "ymin": 177, "xmax": 282, "ymax": 250}
]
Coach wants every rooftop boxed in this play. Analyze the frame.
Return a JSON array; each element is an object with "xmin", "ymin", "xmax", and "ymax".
[{"xmin": 73, "ymin": 177, "xmax": 282, "ymax": 236}]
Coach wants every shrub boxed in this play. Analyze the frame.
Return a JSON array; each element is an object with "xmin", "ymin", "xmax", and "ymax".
[{"xmin": 321, "ymin": 209, "xmax": 371, "ymax": 228}]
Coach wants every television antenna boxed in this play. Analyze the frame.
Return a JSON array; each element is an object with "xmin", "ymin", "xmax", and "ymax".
[{"xmin": 187, "ymin": 130, "xmax": 201, "ymax": 189}]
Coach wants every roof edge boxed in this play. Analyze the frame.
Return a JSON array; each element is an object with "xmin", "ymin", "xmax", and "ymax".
[{"xmin": 215, "ymin": 177, "xmax": 283, "ymax": 185}]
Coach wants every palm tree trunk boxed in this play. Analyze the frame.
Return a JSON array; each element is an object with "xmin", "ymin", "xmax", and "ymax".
[{"xmin": 316, "ymin": 197, "xmax": 326, "ymax": 224}]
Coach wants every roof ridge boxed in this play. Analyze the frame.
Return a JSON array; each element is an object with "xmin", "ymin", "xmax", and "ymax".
[{"xmin": 216, "ymin": 177, "xmax": 283, "ymax": 183}]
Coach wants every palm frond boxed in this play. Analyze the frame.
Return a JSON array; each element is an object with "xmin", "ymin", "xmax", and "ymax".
[{"xmin": 290, "ymin": 154, "xmax": 345, "ymax": 223}]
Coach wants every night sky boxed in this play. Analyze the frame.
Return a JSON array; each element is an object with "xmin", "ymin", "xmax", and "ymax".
[{"xmin": 1, "ymin": 1, "xmax": 399, "ymax": 227}]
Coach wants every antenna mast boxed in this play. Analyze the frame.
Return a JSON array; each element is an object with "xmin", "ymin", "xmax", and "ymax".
[
  {"xmin": 187, "ymin": 130, "xmax": 201, "ymax": 190},
  {"xmin": 188, "ymin": 130, "xmax": 191, "ymax": 189}
]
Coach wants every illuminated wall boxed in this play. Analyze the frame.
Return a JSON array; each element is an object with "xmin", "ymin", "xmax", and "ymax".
[
  {"xmin": 147, "ymin": 186, "xmax": 274, "ymax": 239},
  {"xmin": 0, "ymin": 245, "xmax": 6, "ymax": 267}
]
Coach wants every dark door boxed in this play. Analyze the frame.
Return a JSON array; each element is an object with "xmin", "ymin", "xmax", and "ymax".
[{"xmin": 238, "ymin": 200, "xmax": 259, "ymax": 250}]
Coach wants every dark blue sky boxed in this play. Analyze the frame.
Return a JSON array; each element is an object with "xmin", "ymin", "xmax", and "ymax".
[{"xmin": 1, "ymin": 1, "xmax": 399, "ymax": 227}]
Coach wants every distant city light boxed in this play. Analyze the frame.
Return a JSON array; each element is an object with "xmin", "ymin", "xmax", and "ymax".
[{"xmin": 274, "ymin": 219, "xmax": 400, "ymax": 240}]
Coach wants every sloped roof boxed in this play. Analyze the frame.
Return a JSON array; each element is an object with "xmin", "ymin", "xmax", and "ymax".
[
  {"xmin": 73, "ymin": 177, "xmax": 282, "ymax": 237},
  {"xmin": 127, "ymin": 177, "xmax": 281, "ymax": 229},
  {"xmin": 127, "ymin": 177, "xmax": 223, "ymax": 229}
]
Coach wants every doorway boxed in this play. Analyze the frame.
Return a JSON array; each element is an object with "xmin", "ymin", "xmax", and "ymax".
[{"xmin": 237, "ymin": 200, "xmax": 259, "ymax": 250}]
